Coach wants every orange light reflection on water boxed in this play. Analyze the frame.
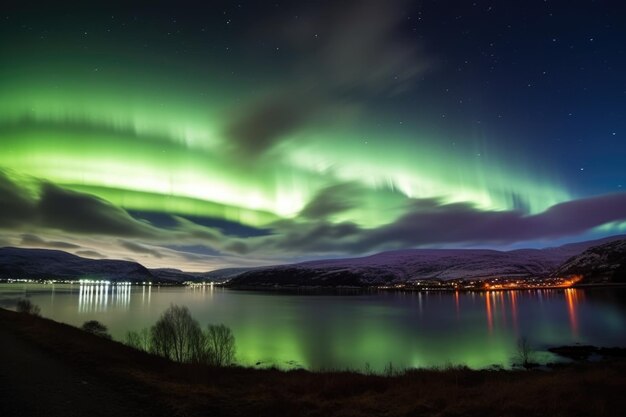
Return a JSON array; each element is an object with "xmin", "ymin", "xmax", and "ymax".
[
  {"xmin": 485, "ymin": 292, "xmax": 493, "ymax": 333},
  {"xmin": 509, "ymin": 291, "xmax": 518, "ymax": 333},
  {"xmin": 565, "ymin": 288, "xmax": 584, "ymax": 338},
  {"xmin": 499, "ymin": 291, "xmax": 507, "ymax": 327}
]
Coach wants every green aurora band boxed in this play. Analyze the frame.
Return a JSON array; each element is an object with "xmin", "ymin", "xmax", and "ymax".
[{"xmin": 0, "ymin": 68, "xmax": 570, "ymax": 230}]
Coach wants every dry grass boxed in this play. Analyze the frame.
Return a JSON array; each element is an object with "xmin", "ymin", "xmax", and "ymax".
[{"xmin": 1, "ymin": 308, "xmax": 624, "ymax": 417}]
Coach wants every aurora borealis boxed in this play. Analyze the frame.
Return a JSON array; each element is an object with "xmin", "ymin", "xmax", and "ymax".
[{"xmin": 1, "ymin": 1, "xmax": 625, "ymax": 270}]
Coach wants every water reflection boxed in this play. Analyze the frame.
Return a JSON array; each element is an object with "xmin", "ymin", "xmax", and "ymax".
[
  {"xmin": 188, "ymin": 282, "xmax": 215, "ymax": 299},
  {"xmin": 509, "ymin": 291, "xmax": 518, "ymax": 333},
  {"xmin": 485, "ymin": 292, "xmax": 493, "ymax": 333},
  {"xmin": 78, "ymin": 282, "xmax": 149, "ymax": 313},
  {"xmin": 1, "ymin": 284, "xmax": 622, "ymax": 371},
  {"xmin": 481, "ymin": 289, "xmax": 585, "ymax": 339},
  {"xmin": 565, "ymin": 288, "xmax": 584, "ymax": 337}
]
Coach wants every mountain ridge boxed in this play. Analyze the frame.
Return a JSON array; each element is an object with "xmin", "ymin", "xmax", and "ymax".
[
  {"xmin": 0, "ymin": 247, "xmax": 155, "ymax": 282},
  {"xmin": 226, "ymin": 235, "xmax": 626, "ymax": 287},
  {"xmin": 1, "ymin": 234, "xmax": 625, "ymax": 285},
  {"xmin": 553, "ymin": 239, "xmax": 626, "ymax": 283}
]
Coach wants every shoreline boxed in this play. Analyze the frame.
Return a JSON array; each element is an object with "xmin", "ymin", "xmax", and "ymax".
[
  {"xmin": 3, "ymin": 279, "xmax": 625, "ymax": 294},
  {"xmin": 219, "ymin": 281, "xmax": 626, "ymax": 293}
]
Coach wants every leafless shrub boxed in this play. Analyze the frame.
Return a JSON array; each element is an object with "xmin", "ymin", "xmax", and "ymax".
[
  {"xmin": 517, "ymin": 336, "xmax": 535, "ymax": 368},
  {"xmin": 125, "ymin": 327, "xmax": 151, "ymax": 351},
  {"xmin": 384, "ymin": 361, "xmax": 398, "ymax": 377},
  {"xmin": 81, "ymin": 320, "xmax": 112, "ymax": 339},
  {"xmin": 16, "ymin": 298, "xmax": 41, "ymax": 316}
]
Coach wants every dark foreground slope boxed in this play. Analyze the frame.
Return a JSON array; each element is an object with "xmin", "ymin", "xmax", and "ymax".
[
  {"xmin": 0, "ymin": 318, "xmax": 165, "ymax": 417},
  {"xmin": 1, "ymin": 308, "xmax": 625, "ymax": 417}
]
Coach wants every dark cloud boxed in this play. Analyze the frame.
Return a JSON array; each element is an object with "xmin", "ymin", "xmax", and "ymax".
[
  {"xmin": 4, "ymin": 168, "xmax": 626, "ymax": 264},
  {"xmin": 223, "ymin": 0, "xmax": 429, "ymax": 160},
  {"xmin": 37, "ymin": 183, "xmax": 160, "ymax": 237},
  {"xmin": 223, "ymin": 239, "xmax": 250, "ymax": 255},
  {"xmin": 175, "ymin": 250, "xmax": 217, "ymax": 262},
  {"xmin": 257, "ymin": 220, "xmax": 361, "ymax": 254},
  {"xmin": 119, "ymin": 240, "xmax": 164, "ymax": 258},
  {"xmin": 256, "ymin": 193, "xmax": 626, "ymax": 256},
  {"xmin": 164, "ymin": 244, "xmax": 222, "ymax": 257},
  {"xmin": 20, "ymin": 233, "xmax": 80, "ymax": 249},
  {"xmin": 224, "ymin": 93, "xmax": 317, "ymax": 158},
  {"xmin": 357, "ymin": 193, "xmax": 626, "ymax": 251},
  {"xmin": 172, "ymin": 217, "xmax": 224, "ymax": 241},
  {"xmin": 75, "ymin": 250, "xmax": 105, "ymax": 259},
  {"xmin": 284, "ymin": 0, "xmax": 429, "ymax": 95},
  {"xmin": 0, "ymin": 170, "xmax": 161, "ymax": 237},
  {"xmin": 300, "ymin": 182, "xmax": 364, "ymax": 219},
  {"xmin": 0, "ymin": 171, "xmax": 250, "ymax": 259},
  {"xmin": 0, "ymin": 171, "xmax": 36, "ymax": 227},
  {"xmin": 528, "ymin": 194, "xmax": 626, "ymax": 235},
  {"xmin": 169, "ymin": 219, "xmax": 252, "ymax": 255}
]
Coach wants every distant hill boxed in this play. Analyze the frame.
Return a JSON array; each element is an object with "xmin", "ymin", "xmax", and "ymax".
[
  {"xmin": 0, "ymin": 247, "xmax": 156, "ymax": 283},
  {"xmin": 149, "ymin": 267, "xmax": 258, "ymax": 283},
  {"xmin": 2, "ymin": 235, "xmax": 625, "ymax": 286},
  {"xmin": 150, "ymin": 268, "xmax": 198, "ymax": 283},
  {"xmin": 197, "ymin": 267, "xmax": 259, "ymax": 282},
  {"xmin": 0, "ymin": 247, "xmax": 252, "ymax": 283},
  {"xmin": 553, "ymin": 239, "xmax": 626, "ymax": 283},
  {"xmin": 226, "ymin": 235, "xmax": 626, "ymax": 287}
]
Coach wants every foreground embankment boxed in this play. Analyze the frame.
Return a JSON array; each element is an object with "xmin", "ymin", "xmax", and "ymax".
[{"xmin": 0, "ymin": 308, "xmax": 624, "ymax": 417}]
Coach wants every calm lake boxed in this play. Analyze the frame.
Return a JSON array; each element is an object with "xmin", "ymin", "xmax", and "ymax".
[{"xmin": 1, "ymin": 283, "xmax": 625, "ymax": 371}]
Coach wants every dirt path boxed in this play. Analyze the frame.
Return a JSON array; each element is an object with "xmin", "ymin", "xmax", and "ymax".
[{"xmin": 0, "ymin": 325, "xmax": 161, "ymax": 417}]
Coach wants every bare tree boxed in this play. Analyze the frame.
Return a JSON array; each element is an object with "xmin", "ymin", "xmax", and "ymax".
[
  {"xmin": 125, "ymin": 327, "xmax": 151, "ymax": 351},
  {"xmin": 516, "ymin": 336, "xmax": 535, "ymax": 368},
  {"xmin": 150, "ymin": 304, "xmax": 204, "ymax": 363},
  {"xmin": 204, "ymin": 324, "xmax": 236, "ymax": 366},
  {"xmin": 16, "ymin": 298, "xmax": 41, "ymax": 316}
]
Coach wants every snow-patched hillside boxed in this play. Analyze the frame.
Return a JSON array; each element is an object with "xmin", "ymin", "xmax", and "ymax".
[
  {"xmin": 227, "ymin": 250, "xmax": 555, "ymax": 287},
  {"xmin": 2, "ymin": 235, "xmax": 625, "ymax": 286},
  {"xmin": 0, "ymin": 247, "xmax": 155, "ymax": 282},
  {"xmin": 0, "ymin": 247, "xmax": 253, "ymax": 283},
  {"xmin": 227, "ymin": 236, "xmax": 626, "ymax": 287},
  {"xmin": 553, "ymin": 239, "xmax": 626, "ymax": 282}
]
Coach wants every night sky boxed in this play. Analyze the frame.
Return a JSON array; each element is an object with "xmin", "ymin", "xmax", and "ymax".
[{"xmin": 1, "ymin": 1, "xmax": 625, "ymax": 270}]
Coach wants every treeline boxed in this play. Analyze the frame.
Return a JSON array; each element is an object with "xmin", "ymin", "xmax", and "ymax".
[
  {"xmin": 14, "ymin": 298, "xmax": 236, "ymax": 367},
  {"xmin": 125, "ymin": 304, "xmax": 236, "ymax": 366}
]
